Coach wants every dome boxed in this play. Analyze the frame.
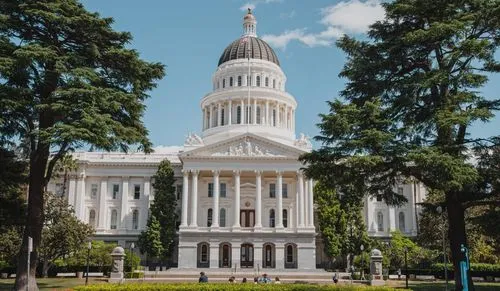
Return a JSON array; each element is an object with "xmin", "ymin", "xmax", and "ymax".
[{"xmin": 218, "ymin": 36, "xmax": 280, "ymax": 67}]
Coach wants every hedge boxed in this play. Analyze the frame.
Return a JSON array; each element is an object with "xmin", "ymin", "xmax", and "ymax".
[{"xmin": 75, "ymin": 283, "xmax": 407, "ymax": 291}]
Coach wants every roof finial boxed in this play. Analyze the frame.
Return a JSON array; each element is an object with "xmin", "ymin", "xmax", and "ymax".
[{"xmin": 243, "ymin": 7, "xmax": 257, "ymax": 37}]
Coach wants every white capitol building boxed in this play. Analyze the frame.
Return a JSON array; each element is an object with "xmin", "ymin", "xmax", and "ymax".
[{"xmin": 48, "ymin": 10, "xmax": 427, "ymax": 270}]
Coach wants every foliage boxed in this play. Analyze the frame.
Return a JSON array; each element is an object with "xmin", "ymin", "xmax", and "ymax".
[
  {"xmin": 314, "ymin": 182, "xmax": 371, "ymax": 268},
  {"xmin": 124, "ymin": 249, "xmax": 141, "ymax": 272},
  {"xmin": 0, "ymin": 227, "xmax": 23, "ymax": 268},
  {"xmin": 0, "ymin": 147, "xmax": 27, "ymax": 228},
  {"xmin": 74, "ymin": 283, "xmax": 407, "ymax": 291},
  {"xmin": 301, "ymin": 0, "xmax": 500, "ymax": 289},
  {"xmin": 0, "ymin": 0, "xmax": 165, "ymax": 288},
  {"xmin": 64, "ymin": 241, "xmax": 117, "ymax": 270},
  {"xmin": 137, "ymin": 215, "xmax": 164, "ymax": 260},
  {"xmin": 377, "ymin": 232, "xmax": 432, "ymax": 270},
  {"xmin": 39, "ymin": 192, "xmax": 94, "ymax": 277},
  {"xmin": 138, "ymin": 160, "xmax": 177, "ymax": 261}
]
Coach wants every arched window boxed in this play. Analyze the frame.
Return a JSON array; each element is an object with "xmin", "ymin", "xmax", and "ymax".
[
  {"xmin": 132, "ymin": 209, "xmax": 139, "ymax": 230},
  {"xmin": 221, "ymin": 108, "xmax": 225, "ymax": 126},
  {"xmin": 110, "ymin": 209, "xmax": 118, "ymax": 229},
  {"xmin": 256, "ymin": 107, "xmax": 261, "ymax": 124},
  {"xmin": 272, "ymin": 109, "xmax": 277, "ymax": 126},
  {"xmin": 236, "ymin": 106, "xmax": 242, "ymax": 124},
  {"xmin": 200, "ymin": 244, "xmax": 208, "ymax": 263},
  {"xmin": 89, "ymin": 210, "xmax": 96, "ymax": 227},
  {"xmin": 220, "ymin": 208, "xmax": 226, "ymax": 227},
  {"xmin": 399, "ymin": 212, "xmax": 405, "ymax": 232},
  {"xmin": 256, "ymin": 76, "xmax": 261, "ymax": 87},
  {"xmin": 207, "ymin": 208, "xmax": 213, "ymax": 227},
  {"xmin": 283, "ymin": 209, "xmax": 288, "ymax": 228},
  {"xmin": 265, "ymin": 77, "xmax": 269, "ymax": 87},
  {"xmin": 377, "ymin": 212, "xmax": 384, "ymax": 231},
  {"xmin": 223, "ymin": 79, "xmax": 226, "ymax": 88},
  {"xmin": 238, "ymin": 76, "xmax": 242, "ymax": 86},
  {"xmin": 269, "ymin": 209, "xmax": 275, "ymax": 228},
  {"xmin": 229, "ymin": 77, "xmax": 233, "ymax": 87},
  {"xmin": 246, "ymin": 106, "xmax": 252, "ymax": 124},
  {"xmin": 273, "ymin": 79, "xmax": 276, "ymax": 88},
  {"xmin": 286, "ymin": 245, "xmax": 293, "ymax": 263}
]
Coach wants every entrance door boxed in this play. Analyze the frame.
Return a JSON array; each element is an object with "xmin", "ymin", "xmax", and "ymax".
[
  {"xmin": 240, "ymin": 210, "xmax": 255, "ymax": 227},
  {"xmin": 264, "ymin": 244, "xmax": 273, "ymax": 268},
  {"xmin": 240, "ymin": 244, "xmax": 254, "ymax": 268},
  {"xmin": 221, "ymin": 244, "xmax": 231, "ymax": 268}
]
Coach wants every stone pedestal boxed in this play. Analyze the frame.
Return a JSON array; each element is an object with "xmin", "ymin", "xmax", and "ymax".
[
  {"xmin": 109, "ymin": 246, "xmax": 125, "ymax": 283},
  {"xmin": 369, "ymin": 249, "xmax": 385, "ymax": 286}
]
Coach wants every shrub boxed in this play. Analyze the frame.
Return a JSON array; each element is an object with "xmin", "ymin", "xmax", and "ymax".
[{"xmin": 75, "ymin": 283, "xmax": 407, "ymax": 291}]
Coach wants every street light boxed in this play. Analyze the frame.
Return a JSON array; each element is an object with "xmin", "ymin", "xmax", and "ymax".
[
  {"xmin": 129, "ymin": 243, "xmax": 135, "ymax": 274},
  {"xmin": 404, "ymin": 246, "xmax": 408, "ymax": 289},
  {"xmin": 360, "ymin": 244, "xmax": 366, "ymax": 280},
  {"xmin": 437, "ymin": 206, "xmax": 448, "ymax": 291},
  {"xmin": 85, "ymin": 241, "xmax": 92, "ymax": 286}
]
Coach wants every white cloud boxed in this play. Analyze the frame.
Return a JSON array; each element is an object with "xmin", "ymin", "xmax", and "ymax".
[
  {"xmin": 240, "ymin": 0, "xmax": 283, "ymax": 11},
  {"xmin": 262, "ymin": 0, "xmax": 385, "ymax": 50}
]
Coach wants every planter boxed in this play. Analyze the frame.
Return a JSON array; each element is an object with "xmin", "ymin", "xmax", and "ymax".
[
  {"xmin": 76, "ymin": 271, "xmax": 83, "ymax": 279},
  {"xmin": 0, "ymin": 273, "xmax": 8, "ymax": 279}
]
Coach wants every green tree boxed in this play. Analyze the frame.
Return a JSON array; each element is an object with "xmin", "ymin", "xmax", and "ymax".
[
  {"xmin": 138, "ymin": 160, "xmax": 177, "ymax": 264},
  {"xmin": 301, "ymin": 1, "xmax": 499, "ymax": 289},
  {"xmin": 65, "ymin": 241, "xmax": 117, "ymax": 271},
  {"xmin": 39, "ymin": 192, "xmax": 94, "ymax": 277},
  {"xmin": 137, "ymin": 215, "xmax": 164, "ymax": 261},
  {"xmin": 52, "ymin": 154, "xmax": 78, "ymax": 197},
  {"xmin": 0, "ymin": 1, "xmax": 165, "ymax": 289}
]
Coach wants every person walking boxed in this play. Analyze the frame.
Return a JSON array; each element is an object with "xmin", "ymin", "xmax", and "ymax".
[{"xmin": 199, "ymin": 271, "xmax": 208, "ymax": 283}]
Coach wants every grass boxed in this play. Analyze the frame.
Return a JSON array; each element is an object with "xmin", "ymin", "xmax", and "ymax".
[{"xmin": 0, "ymin": 279, "xmax": 499, "ymax": 290}]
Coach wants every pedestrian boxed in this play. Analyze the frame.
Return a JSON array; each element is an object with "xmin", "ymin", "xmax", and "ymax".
[
  {"xmin": 274, "ymin": 277, "xmax": 281, "ymax": 284},
  {"xmin": 228, "ymin": 276, "xmax": 235, "ymax": 283},
  {"xmin": 253, "ymin": 277, "xmax": 259, "ymax": 284},
  {"xmin": 199, "ymin": 271, "xmax": 208, "ymax": 283},
  {"xmin": 242, "ymin": 277, "xmax": 247, "ymax": 283},
  {"xmin": 333, "ymin": 271, "xmax": 338, "ymax": 284}
]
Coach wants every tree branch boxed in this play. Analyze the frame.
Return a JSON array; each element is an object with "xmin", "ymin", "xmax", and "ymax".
[{"xmin": 45, "ymin": 142, "xmax": 69, "ymax": 185}]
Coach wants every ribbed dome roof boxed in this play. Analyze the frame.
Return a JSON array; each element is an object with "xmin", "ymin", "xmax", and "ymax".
[{"xmin": 218, "ymin": 36, "xmax": 280, "ymax": 67}]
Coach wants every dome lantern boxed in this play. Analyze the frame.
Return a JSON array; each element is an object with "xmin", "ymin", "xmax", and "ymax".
[{"xmin": 243, "ymin": 8, "xmax": 257, "ymax": 37}]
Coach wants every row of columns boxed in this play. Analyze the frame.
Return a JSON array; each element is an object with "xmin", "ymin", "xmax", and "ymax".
[
  {"xmin": 179, "ymin": 169, "xmax": 315, "ymax": 230},
  {"xmin": 202, "ymin": 99, "xmax": 295, "ymax": 131},
  {"xmin": 214, "ymin": 74, "xmax": 283, "ymax": 91}
]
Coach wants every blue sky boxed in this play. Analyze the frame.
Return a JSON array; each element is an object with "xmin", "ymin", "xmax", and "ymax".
[{"xmin": 80, "ymin": 0, "xmax": 499, "ymax": 148}]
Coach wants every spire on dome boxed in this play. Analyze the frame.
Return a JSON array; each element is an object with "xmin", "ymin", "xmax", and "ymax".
[{"xmin": 242, "ymin": 8, "xmax": 257, "ymax": 37}]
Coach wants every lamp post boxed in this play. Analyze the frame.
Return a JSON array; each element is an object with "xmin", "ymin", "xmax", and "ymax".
[
  {"xmin": 85, "ymin": 241, "xmax": 92, "ymax": 286},
  {"xmin": 129, "ymin": 242, "xmax": 135, "ymax": 274},
  {"xmin": 404, "ymin": 246, "xmax": 408, "ymax": 289},
  {"xmin": 437, "ymin": 206, "xmax": 448, "ymax": 291},
  {"xmin": 360, "ymin": 244, "xmax": 365, "ymax": 280}
]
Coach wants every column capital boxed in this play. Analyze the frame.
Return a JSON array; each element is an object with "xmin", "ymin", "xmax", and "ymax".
[
  {"xmin": 190, "ymin": 169, "xmax": 199, "ymax": 175},
  {"xmin": 254, "ymin": 170, "xmax": 262, "ymax": 176},
  {"xmin": 275, "ymin": 170, "xmax": 284, "ymax": 176},
  {"xmin": 211, "ymin": 169, "xmax": 220, "ymax": 176},
  {"xmin": 296, "ymin": 170, "xmax": 304, "ymax": 177},
  {"xmin": 182, "ymin": 169, "xmax": 190, "ymax": 176},
  {"xmin": 233, "ymin": 169, "xmax": 241, "ymax": 176},
  {"xmin": 121, "ymin": 175, "xmax": 129, "ymax": 180}
]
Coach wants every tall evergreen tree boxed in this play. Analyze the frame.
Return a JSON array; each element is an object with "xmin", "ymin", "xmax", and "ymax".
[
  {"xmin": 0, "ymin": 1, "xmax": 165, "ymax": 289},
  {"xmin": 301, "ymin": 0, "xmax": 499, "ymax": 289},
  {"xmin": 142, "ymin": 160, "xmax": 178, "ymax": 263},
  {"xmin": 137, "ymin": 215, "xmax": 164, "ymax": 262}
]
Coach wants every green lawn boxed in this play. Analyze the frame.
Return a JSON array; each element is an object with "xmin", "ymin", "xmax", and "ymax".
[{"xmin": 0, "ymin": 277, "xmax": 106, "ymax": 290}]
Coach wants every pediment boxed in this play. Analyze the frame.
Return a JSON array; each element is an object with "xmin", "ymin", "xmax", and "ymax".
[{"xmin": 180, "ymin": 134, "xmax": 305, "ymax": 159}]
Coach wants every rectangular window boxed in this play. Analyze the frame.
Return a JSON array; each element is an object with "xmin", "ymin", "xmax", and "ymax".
[
  {"xmin": 282, "ymin": 183, "xmax": 288, "ymax": 198},
  {"xmin": 269, "ymin": 183, "xmax": 276, "ymax": 198},
  {"xmin": 134, "ymin": 184, "xmax": 141, "ymax": 199},
  {"xmin": 55, "ymin": 183, "xmax": 64, "ymax": 197},
  {"xmin": 220, "ymin": 183, "xmax": 226, "ymax": 198},
  {"xmin": 376, "ymin": 194, "xmax": 383, "ymax": 202},
  {"xmin": 112, "ymin": 184, "xmax": 119, "ymax": 199},
  {"xmin": 90, "ymin": 184, "xmax": 98, "ymax": 199},
  {"xmin": 208, "ymin": 183, "xmax": 213, "ymax": 197},
  {"xmin": 176, "ymin": 184, "xmax": 182, "ymax": 200}
]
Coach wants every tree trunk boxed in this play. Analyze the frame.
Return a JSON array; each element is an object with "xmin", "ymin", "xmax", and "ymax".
[
  {"xmin": 42, "ymin": 261, "xmax": 50, "ymax": 278},
  {"xmin": 446, "ymin": 192, "xmax": 474, "ymax": 291},
  {"xmin": 14, "ymin": 146, "xmax": 49, "ymax": 291}
]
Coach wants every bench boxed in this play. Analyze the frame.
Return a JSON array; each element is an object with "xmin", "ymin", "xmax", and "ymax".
[
  {"xmin": 56, "ymin": 273, "xmax": 76, "ymax": 277},
  {"xmin": 415, "ymin": 275, "xmax": 435, "ymax": 281},
  {"xmin": 388, "ymin": 275, "xmax": 406, "ymax": 279},
  {"xmin": 56, "ymin": 272, "xmax": 104, "ymax": 278}
]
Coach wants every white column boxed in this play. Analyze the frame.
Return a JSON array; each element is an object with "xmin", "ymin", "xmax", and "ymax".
[
  {"xmin": 389, "ymin": 207, "xmax": 396, "ymax": 231},
  {"xmin": 75, "ymin": 174, "xmax": 86, "ymax": 220},
  {"xmin": 304, "ymin": 179, "xmax": 309, "ymax": 227},
  {"xmin": 217, "ymin": 102, "xmax": 222, "ymax": 126},
  {"xmin": 189, "ymin": 170, "xmax": 199, "ymax": 228},
  {"xmin": 308, "ymin": 179, "xmax": 315, "ymax": 228},
  {"xmin": 202, "ymin": 107, "xmax": 206, "ymax": 130},
  {"xmin": 276, "ymin": 103, "xmax": 280, "ymax": 127},
  {"xmin": 276, "ymin": 171, "xmax": 284, "ymax": 229},
  {"xmin": 142, "ymin": 177, "xmax": 151, "ymax": 229},
  {"xmin": 253, "ymin": 98, "xmax": 257, "ymax": 125},
  {"xmin": 212, "ymin": 170, "xmax": 220, "ymax": 229},
  {"xmin": 255, "ymin": 170, "xmax": 262, "ymax": 229},
  {"xmin": 411, "ymin": 183, "xmax": 418, "ymax": 235},
  {"xmin": 209, "ymin": 105, "xmax": 213, "ymax": 128},
  {"xmin": 240, "ymin": 99, "xmax": 245, "ymax": 125},
  {"xmin": 298, "ymin": 172, "xmax": 305, "ymax": 227},
  {"xmin": 228, "ymin": 100, "xmax": 232, "ymax": 125},
  {"xmin": 275, "ymin": 243, "xmax": 285, "ymax": 269},
  {"xmin": 120, "ymin": 176, "xmax": 129, "ymax": 229},
  {"xmin": 98, "ymin": 178, "xmax": 108, "ymax": 230},
  {"xmin": 209, "ymin": 244, "xmax": 219, "ymax": 268},
  {"xmin": 232, "ymin": 170, "xmax": 241, "ymax": 229},
  {"xmin": 180, "ymin": 170, "xmax": 189, "ymax": 228},
  {"xmin": 284, "ymin": 106, "xmax": 289, "ymax": 129},
  {"xmin": 68, "ymin": 176, "xmax": 77, "ymax": 207},
  {"xmin": 265, "ymin": 100, "xmax": 269, "ymax": 126}
]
